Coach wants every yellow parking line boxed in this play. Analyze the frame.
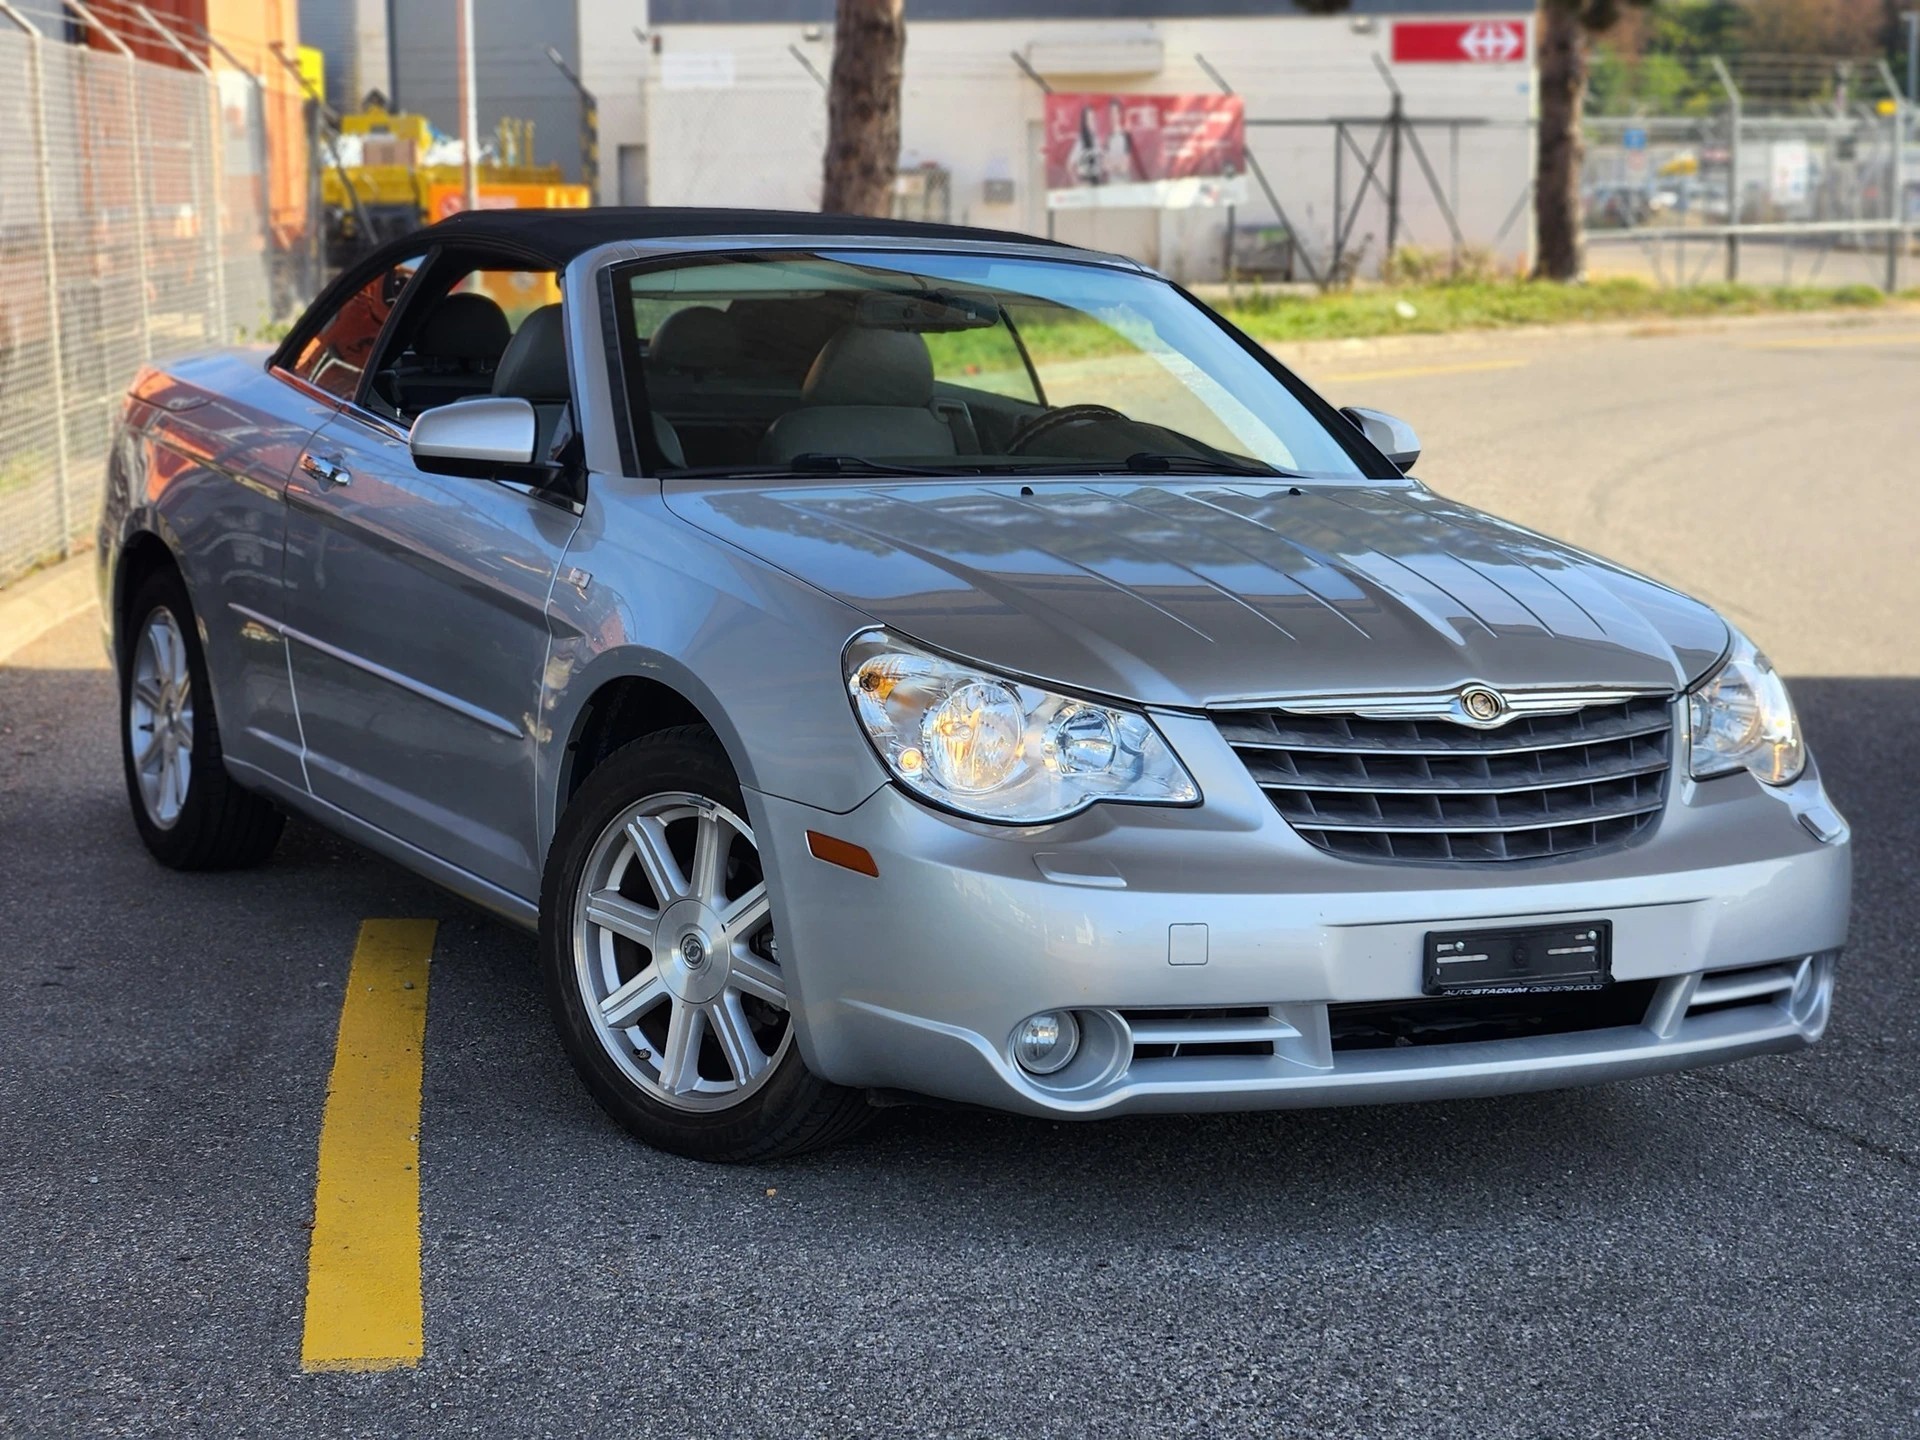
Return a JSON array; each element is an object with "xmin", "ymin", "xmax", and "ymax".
[
  {"xmin": 1316, "ymin": 358, "xmax": 1529, "ymax": 383},
  {"xmin": 1746, "ymin": 332, "xmax": 1920, "ymax": 350},
  {"xmin": 301, "ymin": 919, "xmax": 437, "ymax": 1373}
]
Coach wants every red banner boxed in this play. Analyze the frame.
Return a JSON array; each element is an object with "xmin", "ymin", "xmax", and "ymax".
[
  {"xmin": 1392, "ymin": 20, "xmax": 1527, "ymax": 64},
  {"xmin": 1043, "ymin": 93, "xmax": 1245, "ymax": 194}
]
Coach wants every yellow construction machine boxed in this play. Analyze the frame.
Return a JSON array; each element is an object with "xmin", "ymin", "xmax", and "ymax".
[{"xmin": 321, "ymin": 105, "xmax": 589, "ymax": 266}]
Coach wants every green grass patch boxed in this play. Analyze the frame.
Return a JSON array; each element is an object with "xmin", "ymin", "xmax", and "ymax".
[
  {"xmin": 1215, "ymin": 277, "xmax": 1888, "ymax": 345},
  {"xmin": 924, "ymin": 277, "xmax": 1894, "ymax": 381}
]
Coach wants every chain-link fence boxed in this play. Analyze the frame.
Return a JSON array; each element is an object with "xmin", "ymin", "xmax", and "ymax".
[
  {"xmin": 1582, "ymin": 58, "xmax": 1917, "ymax": 288},
  {"xmin": 0, "ymin": 9, "xmax": 274, "ymax": 589}
]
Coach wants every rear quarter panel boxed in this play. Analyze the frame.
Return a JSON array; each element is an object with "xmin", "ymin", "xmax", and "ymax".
[{"xmin": 100, "ymin": 350, "xmax": 336, "ymax": 787}]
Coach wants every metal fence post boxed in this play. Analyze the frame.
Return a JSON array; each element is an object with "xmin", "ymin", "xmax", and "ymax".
[
  {"xmin": 1892, "ymin": 101, "xmax": 1906, "ymax": 294},
  {"xmin": 67, "ymin": 0, "xmax": 153, "ymax": 363},
  {"xmin": 1385, "ymin": 90, "xmax": 1405, "ymax": 261},
  {"xmin": 204, "ymin": 66, "xmax": 230, "ymax": 339},
  {"xmin": 11, "ymin": 10, "xmax": 75, "ymax": 559},
  {"xmin": 1711, "ymin": 58, "xmax": 1742, "ymax": 282},
  {"xmin": 1881, "ymin": 60, "xmax": 1907, "ymax": 294}
]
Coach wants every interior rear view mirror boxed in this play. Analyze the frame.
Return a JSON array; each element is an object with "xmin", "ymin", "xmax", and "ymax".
[
  {"xmin": 1341, "ymin": 406, "xmax": 1421, "ymax": 472},
  {"xmin": 855, "ymin": 288, "xmax": 1000, "ymax": 332}
]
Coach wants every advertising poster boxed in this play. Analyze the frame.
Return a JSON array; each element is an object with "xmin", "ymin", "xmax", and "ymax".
[{"xmin": 1043, "ymin": 93, "xmax": 1247, "ymax": 210}]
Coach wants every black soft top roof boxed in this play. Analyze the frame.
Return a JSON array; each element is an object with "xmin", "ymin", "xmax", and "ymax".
[{"xmin": 419, "ymin": 206, "xmax": 1073, "ymax": 266}]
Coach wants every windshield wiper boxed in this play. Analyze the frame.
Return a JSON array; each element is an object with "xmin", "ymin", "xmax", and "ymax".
[
  {"xmin": 670, "ymin": 454, "xmax": 963, "ymax": 479},
  {"xmin": 667, "ymin": 452, "xmax": 1297, "ymax": 482},
  {"xmin": 981, "ymin": 453, "xmax": 1295, "ymax": 479},
  {"xmin": 788, "ymin": 452, "xmax": 960, "ymax": 476},
  {"xmin": 1118, "ymin": 452, "xmax": 1294, "ymax": 477}
]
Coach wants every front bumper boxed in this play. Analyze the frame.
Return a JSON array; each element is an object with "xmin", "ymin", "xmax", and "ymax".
[{"xmin": 750, "ymin": 714, "xmax": 1851, "ymax": 1119}]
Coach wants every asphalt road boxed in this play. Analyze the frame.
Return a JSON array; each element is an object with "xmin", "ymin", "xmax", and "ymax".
[{"xmin": 3, "ymin": 310, "xmax": 1917, "ymax": 1438}]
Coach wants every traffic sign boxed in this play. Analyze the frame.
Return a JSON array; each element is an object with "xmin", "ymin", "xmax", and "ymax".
[
  {"xmin": 1391, "ymin": 20, "xmax": 1527, "ymax": 64},
  {"xmin": 1624, "ymin": 127, "xmax": 1648, "ymax": 151}
]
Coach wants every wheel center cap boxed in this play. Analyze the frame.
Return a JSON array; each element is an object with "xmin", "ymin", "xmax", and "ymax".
[{"xmin": 657, "ymin": 898, "xmax": 728, "ymax": 1004}]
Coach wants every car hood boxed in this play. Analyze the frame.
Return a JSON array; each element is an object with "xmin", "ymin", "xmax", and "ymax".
[{"xmin": 664, "ymin": 479, "xmax": 1729, "ymax": 706}]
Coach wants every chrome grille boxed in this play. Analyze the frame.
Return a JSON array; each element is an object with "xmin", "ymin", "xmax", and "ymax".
[{"xmin": 1216, "ymin": 693, "xmax": 1674, "ymax": 863}]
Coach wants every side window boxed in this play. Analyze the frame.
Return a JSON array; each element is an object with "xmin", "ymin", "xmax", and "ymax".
[
  {"xmin": 288, "ymin": 258, "xmax": 421, "ymax": 400},
  {"xmin": 364, "ymin": 262, "xmax": 562, "ymax": 424}
]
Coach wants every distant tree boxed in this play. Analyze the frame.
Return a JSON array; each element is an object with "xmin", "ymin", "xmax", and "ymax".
[
  {"xmin": 1740, "ymin": 0, "xmax": 1882, "ymax": 57},
  {"xmin": 821, "ymin": 0, "xmax": 906, "ymax": 217}
]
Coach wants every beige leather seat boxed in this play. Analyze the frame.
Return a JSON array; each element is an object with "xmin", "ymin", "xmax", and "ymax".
[{"xmin": 758, "ymin": 327, "xmax": 958, "ymax": 464}]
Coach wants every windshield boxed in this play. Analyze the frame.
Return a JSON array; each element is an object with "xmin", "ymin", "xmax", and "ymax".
[{"xmin": 614, "ymin": 249, "xmax": 1373, "ymax": 480}]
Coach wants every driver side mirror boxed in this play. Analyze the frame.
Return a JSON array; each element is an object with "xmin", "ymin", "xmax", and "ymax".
[
  {"xmin": 1340, "ymin": 406, "xmax": 1421, "ymax": 473},
  {"xmin": 409, "ymin": 397, "xmax": 539, "ymax": 478}
]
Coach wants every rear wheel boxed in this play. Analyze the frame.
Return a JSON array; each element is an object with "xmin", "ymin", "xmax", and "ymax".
[
  {"xmin": 119, "ymin": 567, "xmax": 283, "ymax": 870},
  {"xmin": 540, "ymin": 727, "xmax": 870, "ymax": 1162}
]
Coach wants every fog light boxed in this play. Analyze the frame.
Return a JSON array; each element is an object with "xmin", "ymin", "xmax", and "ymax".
[{"xmin": 1012, "ymin": 1011, "xmax": 1080, "ymax": 1075}]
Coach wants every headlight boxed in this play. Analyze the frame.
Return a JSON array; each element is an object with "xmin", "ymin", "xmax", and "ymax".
[
  {"xmin": 845, "ymin": 631, "xmax": 1199, "ymax": 823},
  {"xmin": 1688, "ymin": 629, "xmax": 1805, "ymax": 786}
]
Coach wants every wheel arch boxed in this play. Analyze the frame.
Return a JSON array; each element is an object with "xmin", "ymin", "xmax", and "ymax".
[{"xmin": 551, "ymin": 663, "xmax": 751, "ymax": 839}]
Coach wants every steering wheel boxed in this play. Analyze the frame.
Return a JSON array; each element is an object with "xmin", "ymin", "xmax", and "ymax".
[{"xmin": 1006, "ymin": 403, "xmax": 1133, "ymax": 456}]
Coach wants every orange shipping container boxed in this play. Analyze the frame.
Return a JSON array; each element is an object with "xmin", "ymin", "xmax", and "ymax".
[{"xmin": 204, "ymin": 0, "xmax": 310, "ymax": 250}]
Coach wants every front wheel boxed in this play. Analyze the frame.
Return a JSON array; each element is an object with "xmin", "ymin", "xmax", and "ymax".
[{"xmin": 539, "ymin": 727, "xmax": 871, "ymax": 1162}]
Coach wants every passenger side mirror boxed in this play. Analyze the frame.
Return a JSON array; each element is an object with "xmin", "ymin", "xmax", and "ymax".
[
  {"xmin": 409, "ymin": 397, "xmax": 539, "ymax": 477},
  {"xmin": 1340, "ymin": 406, "xmax": 1421, "ymax": 473}
]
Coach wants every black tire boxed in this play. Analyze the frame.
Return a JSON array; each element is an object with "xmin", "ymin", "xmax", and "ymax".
[
  {"xmin": 119, "ymin": 566, "xmax": 284, "ymax": 870},
  {"xmin": 540, "ymin": 726, "xmax": 871, "ymax": 1162}
]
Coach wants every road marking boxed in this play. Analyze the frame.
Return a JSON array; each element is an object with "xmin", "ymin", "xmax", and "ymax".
[
  {"xmin": 1745, "ymin": 332, "xmax": 1920, "ymax": 350},
  {"xmin": 301, "ymin": 919, "xmax": 437, "ymax": 1373},
  {"xmin": 1315, "ymin": 358, "xmax": 1529, "ymax": 384}
]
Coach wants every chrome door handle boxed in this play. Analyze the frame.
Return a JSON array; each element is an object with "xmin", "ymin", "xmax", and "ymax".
[{"xmin": 299, "ymin": 452, "xmax": 350, "ymax": 487}]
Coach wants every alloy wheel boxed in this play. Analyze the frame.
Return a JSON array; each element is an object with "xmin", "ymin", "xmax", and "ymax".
[
  {"xmin": 128, "ymin": 607, "xmax": 194, "ymax": 829},
  {"xmin": 571, "ymin": 792, "xmax": 791, "ymax": 1112}
]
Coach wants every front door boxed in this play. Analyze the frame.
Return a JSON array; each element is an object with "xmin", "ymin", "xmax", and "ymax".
[{"xmin": 280, "ymin": 403, "xmax": 577, "ymax": 899}]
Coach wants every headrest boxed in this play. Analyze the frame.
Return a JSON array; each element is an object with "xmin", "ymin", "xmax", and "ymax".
[
  {"xmin": 416, "ymin": 291, "xmax": 510, "ymax": 362},
  {"xmin": 648, "ymin": 306, "xmax": 740, "ymax": 375},
  {"xmin": 491, "ymin": 304, "xmax": 569, "ymax": 402},
  {"xmin": 802, "ymin": 326, "xmax": 934, "ymax": 408},
  {"xmin": 651, "ymin": 413, "xmax": 686, "ymax": 469}
]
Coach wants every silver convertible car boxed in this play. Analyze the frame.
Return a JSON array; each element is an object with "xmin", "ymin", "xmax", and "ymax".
[{"xmin": 98, "ymin": 208, "xmax": 1851, "ymax": 1161}]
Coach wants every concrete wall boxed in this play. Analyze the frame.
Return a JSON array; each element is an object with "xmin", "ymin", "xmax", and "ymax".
[
  {"xmin": 629, "ymin": 12, "xmax": 1537, "ymax": 281},
  {"xmin": 579, "ymin": 4, "xmax": 652, "ymax": 204},
  {"xmin": 205, "ymin": 0, "xmax": 311, "ymax": 249}
]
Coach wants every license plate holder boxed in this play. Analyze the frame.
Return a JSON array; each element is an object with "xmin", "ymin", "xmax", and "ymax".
[{"xmin": 1423, "ymin": 920, "xmax": 1612, "ymax": 995}]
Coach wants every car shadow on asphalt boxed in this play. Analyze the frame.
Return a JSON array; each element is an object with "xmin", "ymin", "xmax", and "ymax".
[{"xmin": 9, "ymin": 662, "xmax": 1914, "ymax": 1211}]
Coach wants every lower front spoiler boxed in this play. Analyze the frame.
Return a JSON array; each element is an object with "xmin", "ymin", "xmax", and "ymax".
[{"xmin": 832, "ymin": 954, "xmax": 1836, "ymax": 1119}]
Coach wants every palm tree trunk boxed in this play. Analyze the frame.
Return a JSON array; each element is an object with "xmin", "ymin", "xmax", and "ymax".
[
  {"xmin": 1533, "ymin": 1, "xmax": 1589, "ymax": 281},
  {"xmin": 821, "ymin": 0, "xmax": 905, "ymax": 217}
]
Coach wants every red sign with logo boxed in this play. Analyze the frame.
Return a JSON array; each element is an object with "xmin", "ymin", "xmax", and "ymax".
[{"xmin": 1392, "ymin": 20, "xmax": 1527, "ymax": 64}]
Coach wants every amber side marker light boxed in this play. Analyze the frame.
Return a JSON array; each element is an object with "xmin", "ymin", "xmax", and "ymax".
[{"xmin": 806, "ymin": 831, "xmax": 879, "ymax": 877}]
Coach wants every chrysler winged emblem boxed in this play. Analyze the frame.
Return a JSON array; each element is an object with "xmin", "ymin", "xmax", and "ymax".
[{"xmin": 1458, "ymin": 685, "xmax": 1508, "ymax": 725}]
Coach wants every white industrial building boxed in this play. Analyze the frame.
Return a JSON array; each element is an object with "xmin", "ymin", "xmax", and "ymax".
[{"xmin": 318, "ymin": 0, "xmax": 1541, "ymax": 280}]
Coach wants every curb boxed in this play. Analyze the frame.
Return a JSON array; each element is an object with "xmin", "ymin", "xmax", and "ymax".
[{"xmin": 0, "ymin": 552, "xmax": 98, "ymax": 664}]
